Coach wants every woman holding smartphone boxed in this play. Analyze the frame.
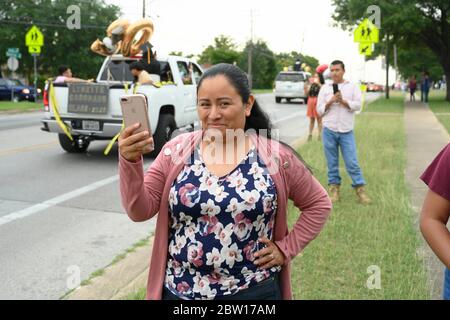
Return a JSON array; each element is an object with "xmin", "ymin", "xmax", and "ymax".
[{"xmin": 118, "ymin": 63, "xmax": 332, "ymax": 300}]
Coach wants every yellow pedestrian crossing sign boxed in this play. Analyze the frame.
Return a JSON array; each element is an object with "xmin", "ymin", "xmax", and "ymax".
[
  {"xmin": 359, "ymin": 42, "xmax": 373, "ymax": 56},
  {"xmin": 26, "ymin": 25, "xmax": 44, "ymax": 47},
  {"xmin": 28, "ymin": 46, "xmax": 41, "ymax": 54},
  {"xmin": 354, "ymin": 19, "xmax": 379, "ymax": 44}
]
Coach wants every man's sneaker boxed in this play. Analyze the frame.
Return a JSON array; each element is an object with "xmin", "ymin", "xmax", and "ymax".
[
  {"xmin": 328, "ymin": 184, "xmax": 340, "ymax": 203},
  {"xmin": 355, "ymin": 186, "xmax": 372, "ymax": 205}
]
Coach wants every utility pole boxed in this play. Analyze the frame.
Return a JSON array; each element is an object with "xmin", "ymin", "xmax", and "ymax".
[
  {"xmin": 385, "ymin": 32, "xmax": 390, "ymax": 99},
  {"xmin": 143, "ymin": 0, "xmax": 146, "ymax": 18},
  {"xmin": 247, "ymin": 9, "xmax": 253, "ymax": 90}
]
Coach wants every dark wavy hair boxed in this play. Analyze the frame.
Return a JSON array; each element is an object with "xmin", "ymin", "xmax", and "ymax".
[{"xmin": 196, "ymin": 63, "xmax": 311, "ymax": 171}]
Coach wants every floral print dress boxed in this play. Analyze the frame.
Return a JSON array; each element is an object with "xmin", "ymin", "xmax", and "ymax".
[{"xmin": 164, "ymin": 143, "xmax": 280, "ymax": 300}]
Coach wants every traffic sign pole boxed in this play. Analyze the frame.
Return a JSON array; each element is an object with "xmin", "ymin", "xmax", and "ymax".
[
  {"xmin": 25, "ymin": 25, "xmax": 44, "ymax": 102},
  {"xmin": 33, "ymin": 54, "xmax": 38, "ymax": 102}
]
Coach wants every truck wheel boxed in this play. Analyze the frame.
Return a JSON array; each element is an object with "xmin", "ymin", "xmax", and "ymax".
[
  {"xmin": 275, "ymin": 97, "xmax": 281, "ymax": 103},
  {"xmin": 151, "ymin": 114, "xmax": 176, "ymax": 157},
  {"xmin": 286, "ymin": 98, "xmax": 291, "ymax": 103},
  {"xmin": 58, "ymin": 134, "xmax": 89, "ymax": 153}
]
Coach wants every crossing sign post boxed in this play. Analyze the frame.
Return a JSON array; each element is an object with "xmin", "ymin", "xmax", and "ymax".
[
  {"xmin": 354, "ymin": 19, "xmax": 379, "ymax": 56},
  {"xmin": 354, "ymin": 19, "xmax": 379, "ymax": 44},
  {"xmin": 26, "ymin": 25, "xmax": 44, "ymax": 48},
  {"xmin": 25, "ymin": 25, "xmax": 44, "ymax": 101},
  {"xmin": 359, "ymin": 43, "xmax": 373, "ymax": 56}
]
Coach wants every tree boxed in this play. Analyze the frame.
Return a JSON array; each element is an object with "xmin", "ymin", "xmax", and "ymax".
[
  {"xmin": 275, "ymin": 51, "xmax": 319, "ymax": 73},
  {"xmin": 0, "ymin": 0, "xmax": 120, "ymax": 86},
  {"xmin": 239, "ymin": 40, "xmax": 278, "ymax": 89},
  {"xmin": 198, "ymin": 35, "xmax": 240, "ymax": 65},
  {"xmin": 168, "ymin": 51, "xmax": 195, "ymax": 59},
  {"xmin": 332, "ymin": 0, "xmax": 450, "ymax": 100},
  {"xmin": 396, "ymin": 42, "xmax": 443, "ymax": 81}
]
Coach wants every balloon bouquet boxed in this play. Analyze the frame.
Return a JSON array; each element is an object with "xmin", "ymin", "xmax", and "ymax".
[
  {"xmin": 90, "ymin": 18, "xmax": 154, "ymax": 57},
  {"xmin": 90, "ymin": 18, "xmax": 164, "ymax": 87}
]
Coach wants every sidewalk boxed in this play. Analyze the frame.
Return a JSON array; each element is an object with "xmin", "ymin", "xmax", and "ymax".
[{"xmin": 404, "ymin": 100, "xmax": 450, "ymax": 300}]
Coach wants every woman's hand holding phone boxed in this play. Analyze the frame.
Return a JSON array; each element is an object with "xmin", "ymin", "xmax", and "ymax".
[{"xmin": 118, "ymin": 123, "xmax": 154, "ymax": 162}]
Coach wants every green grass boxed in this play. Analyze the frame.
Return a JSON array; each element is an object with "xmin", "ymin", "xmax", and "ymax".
[
  {"xmin": 428, "ymin": 90, "xmax": 450, "ymax": 134},
  {"xmin": 363, "ymin": 91, "xmax": 405, "ymax": 113},
  {"xmin": 0, "ymin": 100, "xmax": 42, "ymax": 112},
  {"xmin": 122, "ymin": 287, "xmax": 147, "ymax": 300},
  {"xmin": 289, "ymin": 97, "xmax": 428, "ymax": 299}
]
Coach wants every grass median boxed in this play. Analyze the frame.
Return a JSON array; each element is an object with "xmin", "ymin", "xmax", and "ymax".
[
  {"xmin": 289, "ymin": 93, "xmax": 428, "ymax": 299},
  {"xmin": 362, "ymin": 91, "xmax": 404, "ymax": 113},
  {"xmin": 428, "ymin": 90, "xmax": 450, "ymax": 134},
  {"xmin": 0, "ymin": 101, "xmax": 42, "ymax": 112}
]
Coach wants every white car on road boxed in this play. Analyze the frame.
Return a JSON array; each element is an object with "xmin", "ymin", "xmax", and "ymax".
[{"xmin": 274, "ymin": 71, "xmax": 311, "ymax": 104}]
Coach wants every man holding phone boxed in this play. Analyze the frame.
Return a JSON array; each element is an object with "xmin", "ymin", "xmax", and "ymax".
[{"xmin": 317, "ymin": 60, "xmax": 371, "ymax": 205}]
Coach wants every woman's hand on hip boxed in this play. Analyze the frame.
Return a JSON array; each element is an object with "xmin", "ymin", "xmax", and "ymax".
[{"xmin": 253, "ymin": 237, "xmax": 285, "ymax": 269}]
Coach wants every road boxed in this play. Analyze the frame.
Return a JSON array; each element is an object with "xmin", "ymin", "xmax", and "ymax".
[{"xmin": 0, "ymin": 92, "xmax": 380, "ymax": 299}]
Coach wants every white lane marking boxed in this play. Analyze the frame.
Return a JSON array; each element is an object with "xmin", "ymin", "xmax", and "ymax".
[{"xmin": 0, "ymin": 175, "xmax": 119, "ymax": 227}]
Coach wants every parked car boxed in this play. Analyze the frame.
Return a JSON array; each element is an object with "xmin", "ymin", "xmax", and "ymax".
[
  {"xmin": 273, "ymin": 71, "xmax": 311, "ymax": 103},
  {"xmin": 0, "ymin": 78, "xmax": 38, "ymax": 102}
]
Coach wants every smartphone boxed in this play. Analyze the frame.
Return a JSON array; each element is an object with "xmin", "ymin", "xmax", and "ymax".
[
  {"xmin": 120, "ymin": 94, "xmax": 151, "ymax": 136},
  {"xmin": 333, "ymin": 83, "xmax": 339, "ymax": 94}
]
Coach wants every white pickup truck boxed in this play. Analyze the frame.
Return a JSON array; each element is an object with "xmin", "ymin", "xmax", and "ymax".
[{"xmin": 41, "ymin": 54, "xmax": 203, "ymax": 155}]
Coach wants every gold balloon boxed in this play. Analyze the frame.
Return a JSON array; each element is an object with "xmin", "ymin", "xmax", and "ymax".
[{"xmin": 90, "ymin": 18, "xmax": 154, "ymax": 57}]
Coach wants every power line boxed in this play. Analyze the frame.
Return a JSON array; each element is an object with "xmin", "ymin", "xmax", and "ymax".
[{"xmin": 0, "ymin": 18, "xmax": 108, "ymax": 29}]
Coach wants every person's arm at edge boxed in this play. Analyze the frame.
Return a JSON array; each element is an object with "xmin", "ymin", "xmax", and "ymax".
[
  {"xmin": 64, "ymin": 77, "xmax": 93, "ymax": 83},
  {"xmin": 420, "ymin": 189, "xmax": 450, "ymax": 268}
]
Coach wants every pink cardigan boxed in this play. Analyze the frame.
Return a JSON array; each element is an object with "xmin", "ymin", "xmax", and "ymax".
[{"xmin": 119, "ymin": 130, "xmax": 332, "ymax": 300}]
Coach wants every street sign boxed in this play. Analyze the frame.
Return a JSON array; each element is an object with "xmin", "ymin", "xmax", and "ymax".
[
  {"xmin": 28, "ymin": 46, "xmax": 41, "ymax": 54},
  {"xmin": 359, "ymin": 42, "xmax": 373, "ymax": 56},
  {"xmin": 25, "ymin": 25, "xmax": 44, "ymax": 46},
  {"xmin": 354, "ymin": 19, "xmax": 379, "ymax": 44},
  {"xmin": 6, "ymin": 48, "xmax": 21, "ymax": 59},
  {"xmin": 7, "ymin": 57, "xmax": 19, "ymax": 71}
]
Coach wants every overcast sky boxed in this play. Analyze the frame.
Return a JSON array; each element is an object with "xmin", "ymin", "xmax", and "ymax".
[{"xmin": 104, "ymin": 0, "xmax": 395, "ymax": 83}]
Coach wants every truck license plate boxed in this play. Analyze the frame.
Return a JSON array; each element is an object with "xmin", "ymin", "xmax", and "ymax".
[{"xmin": 82, "ymin": 120, "xmax": 100, "ymax": 131}]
